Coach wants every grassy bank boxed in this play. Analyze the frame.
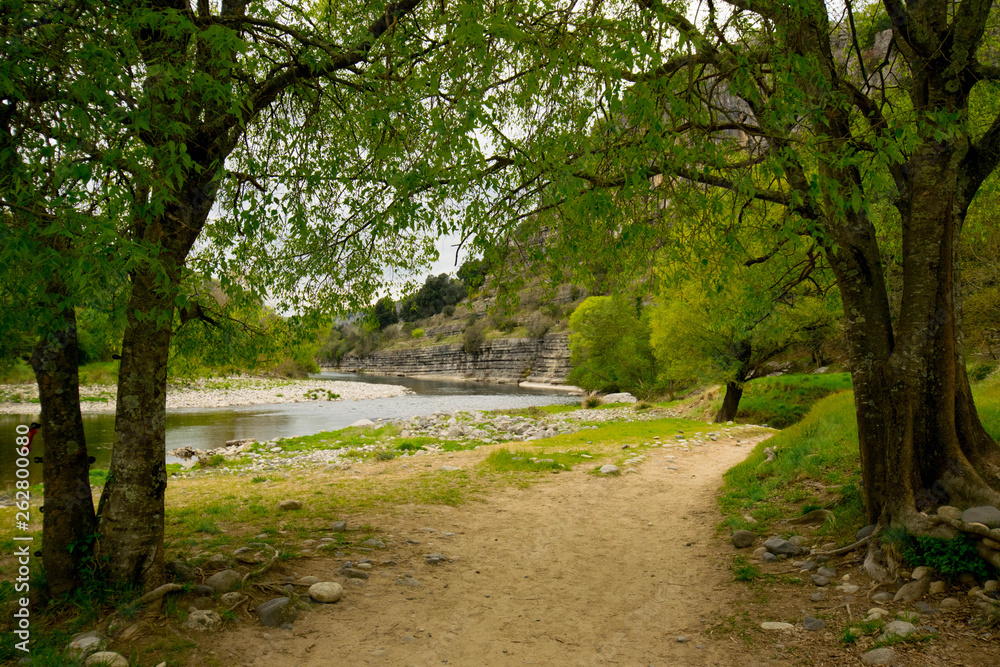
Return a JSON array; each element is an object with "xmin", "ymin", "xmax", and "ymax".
[{"xmin": 718, "ymin": 369, "xmax": 1000, "ymax": 550}]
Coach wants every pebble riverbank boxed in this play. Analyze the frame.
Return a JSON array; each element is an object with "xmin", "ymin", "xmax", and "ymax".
[
  {"xmin": 0, "ymin": 376, "xmax": 411, "ymax": 415},
  {"xmin": 168, "ymin": 404, "xmax": 761, "ymax": 478}
]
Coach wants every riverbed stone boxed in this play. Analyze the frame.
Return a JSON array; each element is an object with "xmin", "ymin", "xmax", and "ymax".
[
  {"xmin": 206, "ymin": 569, "xmax": 241, "ymax": 594},
  {"xmin": 278, "ymin": 499, "xmax": 302, "ymax": 511},
  {"xmin": 183, "ymin": 610, "xmax": 222, "ymax": 631},
  {"xmin": 763, "ymin": 537, "xmax": 801, "ymax": 556},
  {"xmin": 361, "ymin": 538, "xmax": 386, "ymax": 549},
  {"xmin": 220, "ymin": 592, "xmax": 243, "ymax": 606},
  {"xmin": 296, "ymin": 576, "xmax": 320, "ymax": 586},
  {"xmin": 894, "ymin": 577, "xmax": 930, "ymax": 603},
  {"xmin": 308, "ymin": 582, "xmax": 343, "ymax": 603},
  {"xmin": 872, "ymin": 591, "xmax": 894, "ymax": 603},
  {"xmin": 331, "ymin": 520, "xmax": 347, "ymax": 532},
  {"xmin": 802, "ymin": 617, "xmax": 826, "ymax": 631},
  {"xmin": 84, "ymin": 652, "xmax": 129, "ymax": 667},
  {"xmin": 811, "ymin": 575, "xmax": 830, "ymax": 587},
  {"xmin": 65, "ymin": 631, "xmax": 105, "ymax": 661},
  {"xmin": 166, "ymin": 559, "xmax": 196, "ymax": 582},
  {"xmin": 861, "ymin": 647, "xmax": 895, "ymax": 665},
  {"xmin": 599, "ymin": 465, "xmax": 619, "ymax": 475},
  {"xmin": 880, "ymin": 620, "xmax": 916, "ymax": 640},
  {"xmin": 255, "ymin": 597, "xmax": 298, "ymax": 627},
  {"xmin": 760, "ymin": 622, "xmax": 794, "ymax": 630},
  {"xmin": 732, "ymin": 530, "xmax": 756, "ymax": 548}
]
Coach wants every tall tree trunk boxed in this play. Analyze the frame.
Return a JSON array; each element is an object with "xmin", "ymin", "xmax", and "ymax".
[
  {"xmin": 30, "ymin": 301, "xmax": 96, "ymax": 598},
  {"xmin": 95, "ymin": 271, "xmax": 172, "ymax": 589},
  {"xmin": 96, "ymin": 179, "xmax": 216, "ymax": 591},
  {"xmin": 828, "ymin": 144, "xmax": 1000, "ymax": 535}
]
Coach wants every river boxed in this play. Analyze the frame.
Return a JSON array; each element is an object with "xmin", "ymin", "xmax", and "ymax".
[{"xmin": 0, "ymin": 372, "xmax": 579, "ymax": 489}]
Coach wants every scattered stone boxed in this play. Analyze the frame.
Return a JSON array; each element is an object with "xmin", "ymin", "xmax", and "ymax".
[
  {"xmin": 166, "ymin": 559, "xmax": 196, "ymax": 582},
  {"xmin": 603, "ymin": 392, "xmax": 637, "ymax": 403},
  {"xmin": 395, "ymin": 575, "xmax": 421, "ymax": 587},
  {"xmin": 962, "ymin": 506, "xmax": 1000, "ymax": 527},
  {"xmin": 788, "ymin": 535, "xmax": 808, "ymax": 547},
  {"xmin": 939, "ymin": 597, "xmax": 961, "ymax": 609},
  {"xmin": 809, "ymin": 592, "xmax": 824, "ymax": 602},
  {"xmin": 205, "ymin": 569, "xmax": 241, "ymax": 594},
  {"xmin": 985, "ymin": 580, "xmax": 999, "ymax": 593},
  {"xmin": 439, "ymin": 465, "xmax": 461, "ymax": 472},
  {"xmin": 872, "ymin": 591, "xmax": 894, "ymax": 603},
  {"xmin": 255, "ymin": 597, "xmax": 298, "ymax": 627},
  {"xmin": 425, "ymin": 553, "xmax": 447, "ymax": 564},
  {"xmin": 797, "ymin": 561, "xmax": 819, "ymax": 572},
  {"xmin": 763, "ymin": 537, "xmax": 801, "ymax": 556},
  {"xmin": 347, "ymin": 578, "xmax": 366, "ymax": 587},
  {"xmin": 861, "ymin": 647, "xmax": 895, "ymax": 665},
  {"xmin": 343, "ymin": 568, "xmax": 370, "ymax": 579},
  {"xmin": 762, "ymin": 552, "xmax": 778, "ymax": 563},
  {"xmin": 278, "ymin": 499, "xmax": 302, "ymax": 511},
  {"xmin": 676, "ymin": 636, "xmax": 689, "ymax": 643},
  {"xmin": 880, "ymin": 620, "xmax": 916, "ymax": 640},
  {"xmin": 811, "ymin": 575, "xmax": 830, "ymax": 587},
  {"xmin": 865, "ymin": 608, "xmax": 889, "ymax": 621},
  {"xmin": 802, "ymin": 617, "xmax": 826, "ymax": 631},
  {"xmin": 914, "ymin": 601, "xmax": 939, "ymax": 615},
  {"xmin": 752, "ymin": 546, "xmax": 767, "ymax": 560},
  {"xmin": 894, "ymin": 577, "xmax": 930, "ymax": 603},
  {"xmin": 911, "ymin": 566, "xmax": 934, "ymax": 580},
  {"xmin": 760, "ymin": 622, "xmax": 794, "ymax": 630},
  {"xmin": 817, "ymin": 566, "xmax": 837, "ymax": 578},
  {"xmin": 349, "ymin": 419, "xmax": 376, "ymax": 428},
  {"xmin": 929, "ymin": 580, "xmax": 947, "ymax": 595},
  {"xmin": 599, "ymin": 465, "xmax": 619, "ymax": 475},
  {"xmin": 183, "ymin": 610, "xmax": 223, "ymax": 631},
  {"xmin": 837, "ymin": 583, "xmax": 860, "ymax": 594},
  {"xmin": 296, "ymin": 576, "xmax": 320, "ymax": 586},
  {"xmin": 361, "ymin": 538, "xmax": 385, "ymax": 549},
  {"xmin": 308, "ymin": 582, "xmax": 344, "ymax": 603},
  {"xmin": 84, "ymin": 652, "xmax": 129, "ymax": 667},
  {"xmin": 65, "ymin": 631, "xmax": 105, "ymax": 661},
  {"xmin": 732, "ymin": 530, "xmax": 756, "ymax": 548},
  {"xmin": 331, "ymin": 521, "xmax": 347, "ymax": 532},
  {"xmin": 856, "ymin": 524, "xmax": 876, "ymax": 540}
]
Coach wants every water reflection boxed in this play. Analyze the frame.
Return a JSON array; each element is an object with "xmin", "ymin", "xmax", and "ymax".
[{"xmin": 1, "ymin": 374, "xmax": 577, "ymax": 490}]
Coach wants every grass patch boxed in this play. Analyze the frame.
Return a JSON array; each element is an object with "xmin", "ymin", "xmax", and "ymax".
[
  {"xmin": 730, "ymin": 554, "xmax": 763, "ymax": 582},
  {"xmin": 733, "ymin": 373, "xmax": 853, "ymax": 428},
  {"xmin": 481, "ymin": 448, "xmax": 587, "ymax": 473},
  {"xmin": 718, "ymin": 391, "xmax": 863, "ymax": 544},
  {"xmin": 489, "ymin": 404, "xmax": 579, "ymax": 418}
]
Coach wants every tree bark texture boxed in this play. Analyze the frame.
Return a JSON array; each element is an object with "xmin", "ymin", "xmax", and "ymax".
[
  {"xmin": 96, "ymin": 179, "xmax": 216, "ymax": 590},
  {"xmin": 29, "ymin": 303, "xmax": 96, "ymax": 598},
  {"xmin": 714, "ymin": 382, "xmax": 744, "ymax": 423}
]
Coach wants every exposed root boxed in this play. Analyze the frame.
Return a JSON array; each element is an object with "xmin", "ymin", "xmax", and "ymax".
[
  {"xmin": 862, "ymin": 544, "xmax": 896, "ymax": 584},
  {"xmin": 135, "ymin": 583, "xmax": 183, "ymax": 606},
  {"xmin": 241, "ymin": 544, "xmax": 280, "ymax": 585},
  {"xmin": 810, "ymin": 535, "xmax": 871, "ymax": 558}
]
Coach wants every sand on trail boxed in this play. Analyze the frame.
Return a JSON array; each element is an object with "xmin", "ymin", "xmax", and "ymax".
[{"xmin": 207, "ymin": 433, "xmax": 770, "ymax": 666}]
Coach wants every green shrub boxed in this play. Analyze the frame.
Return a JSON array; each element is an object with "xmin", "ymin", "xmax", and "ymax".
[
  {"xmin": 582, "ymin": 395, "xmax": 603, "ymax": 409},
  {"xmin": 463, "ymin": 322, "xmax": 486, "ymax": 353},
  {"xmin": 885, "ymin": 529, "xmax": 995, "ymax": 580},
  {"xmin": 412, "ymin": 328, "xmax": 425, "ymax": 339}
]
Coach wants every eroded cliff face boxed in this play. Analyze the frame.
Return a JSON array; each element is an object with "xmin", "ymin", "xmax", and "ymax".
[{"xmin": 330, "ymin": 333, "xmax": 571, "ymax": 385}]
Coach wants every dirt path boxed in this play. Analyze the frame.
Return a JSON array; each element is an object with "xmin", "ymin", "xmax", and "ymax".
[{"xmin": 206, "ymin": 433, "xmax": 769, "ymax": 666}]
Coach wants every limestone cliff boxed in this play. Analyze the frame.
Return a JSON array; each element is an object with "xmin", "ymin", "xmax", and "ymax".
[{"xmin": 329, "ymin": 333, "xmax": 571, "ymax": 385}]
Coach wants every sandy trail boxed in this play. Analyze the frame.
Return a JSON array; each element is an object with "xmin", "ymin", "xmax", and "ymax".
[{"xmin": 208, "ymin": 433, "xmax": 769, "ymax": 666}]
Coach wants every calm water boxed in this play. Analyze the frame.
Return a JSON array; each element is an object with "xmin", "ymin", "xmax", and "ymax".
[{"xmin": 0, "ymin": 373, "xmax": 577, "ymax": 489}]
